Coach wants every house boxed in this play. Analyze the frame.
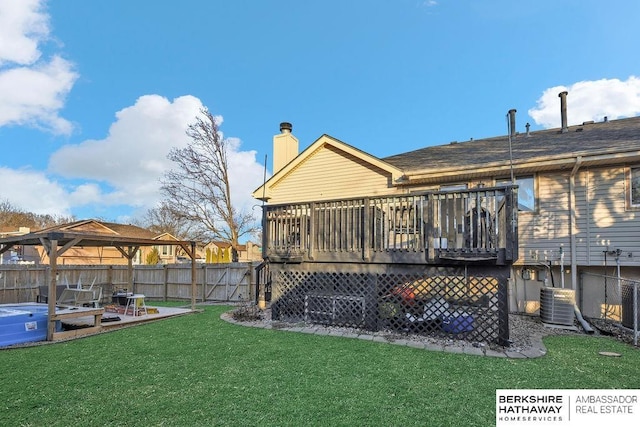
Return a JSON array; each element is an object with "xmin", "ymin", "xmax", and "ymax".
[
  {"xmin": 203, "ymin": 241, "xmax": 263, "ymax": 263},
  {"xmin": 142, "ymin": 232, "xmax": 184, "ymax": 265},
  {"xmin": 0, "ymin": 226, "xmax": 34, "ymax": 264},
  {"xmin": 253, "ymin": 94, "xmax": 640, "ymax": 343}
]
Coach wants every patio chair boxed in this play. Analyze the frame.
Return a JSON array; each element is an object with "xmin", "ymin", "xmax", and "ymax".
[
  {"xmin": 36, "ymin": 284, "xmax": 67, "ymax": 303},
  {"xmin": 88, "ymin": 286, "xmax": 103, "ymax": 307},
  {"xmin": 57, "ymin": 286, "xmax": 101, "ymax": 307}
]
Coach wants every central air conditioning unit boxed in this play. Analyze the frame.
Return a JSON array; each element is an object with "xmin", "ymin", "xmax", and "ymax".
[{"xmin": 540, "ymin": 287, "xmax": 575, "ymax": 326}]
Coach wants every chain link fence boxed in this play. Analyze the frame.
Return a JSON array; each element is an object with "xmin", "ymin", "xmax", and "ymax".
[{"xmin": 579, "ymin": 272, "xmax": 639, "ymax": 346}]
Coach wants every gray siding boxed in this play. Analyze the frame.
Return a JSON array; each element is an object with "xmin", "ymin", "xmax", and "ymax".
[
  {"xmin": 517, "ymin": 167, "xmax": 640, "ymax": 268},
  {"xmin": 581, "ymin": 166, "xmax": 640, "ymax": 267},
  {"xmin": 517, "ymin": 173, "xmax": 571, "ymax": 264}
]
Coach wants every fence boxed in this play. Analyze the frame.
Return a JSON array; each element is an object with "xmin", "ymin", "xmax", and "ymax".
[
  {"xmin": 0, "ymin": 263, "xmax": 255, "ymax": 305},
  {"xmin": 579, "ymin": 272, "xmax": 639, "ymax": 346},
  {"xmin": 270, "ymin": 267, "xmax": 510, "ymax": 346}
]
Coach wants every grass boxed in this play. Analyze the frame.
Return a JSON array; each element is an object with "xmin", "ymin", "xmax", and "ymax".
[{"xmin": 1, "ymin": 305, "xmax": 639, "ymax": 426}]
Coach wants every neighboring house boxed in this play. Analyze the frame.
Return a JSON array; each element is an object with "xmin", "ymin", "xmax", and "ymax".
[
  {"xmin": 0, "ymin": 227, "xmax": 34, "ymax": 264},
  {"xmin": 32, "ymin": 220, "xmax": 183, "ymax": 265},
  {"xmin": 203, "ymin": 241, "xmax": 263, "ymax": 263},
  {"xmin": 253, "ymin": 96, "xmax": 640, "ymax": 341},
  {"xmin": 138, "ymin": 232, "xmax": 183, "ymax": 265}
]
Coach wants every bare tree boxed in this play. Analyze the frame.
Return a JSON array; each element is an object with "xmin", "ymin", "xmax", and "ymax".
[
  {"xmin": 134, "ymin": 204, "xmax": 195, "ymax": 240},
  {"xmin": 160, "ymin": 108, "xmax": 258, "ymax": 261},
  {"xmin": 0, "ymin": 199, "xmax": 75, "ymax": 230}
]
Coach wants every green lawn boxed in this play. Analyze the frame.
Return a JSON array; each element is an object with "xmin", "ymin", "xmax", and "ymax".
[{"xmin": 1, "ymin": 305, "xmax": 639, "ymax": 426}]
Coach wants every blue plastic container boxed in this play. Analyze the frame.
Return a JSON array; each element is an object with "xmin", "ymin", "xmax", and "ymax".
[
  {"xmin": 0, "ymin": 304, "xmax": 60, "ymax": 347},
  {"xmin": 441, "ymin": 313, "xmax": 474, "ymax": 333}
]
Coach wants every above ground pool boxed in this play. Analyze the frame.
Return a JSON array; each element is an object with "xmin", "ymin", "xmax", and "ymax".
[{"xmin": 0, "ymin": 303, "xmax": 60, "ymax": 347}]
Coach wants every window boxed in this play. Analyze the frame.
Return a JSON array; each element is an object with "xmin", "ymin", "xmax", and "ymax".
[
  {"xmin": 439, "ymin": 183, "xmax": 468, "ymax": 192},
  {"xmin": 134, "ymin": 249, "xmax": 141, "ymax": 264},
  {"xmin": 161, "ymin": 245, "xmax": 173, "ymax": 256},
  {"xmin": 630, "ymin": 167, "xmax": 640, "ymax": 207},
  {"xmin": 496, "ymin": 176, "xmax": 536, "ymax": 212}
]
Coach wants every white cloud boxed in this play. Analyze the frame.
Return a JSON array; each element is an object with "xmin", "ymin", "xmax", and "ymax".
[
  {"xmin": 0, "ymin": 167, "xmax": 70, "ymax": 216},
  {"xmin": 0, "ymin": 0, "xmax": 77, "ymax": 135},
  {"xmin": 0, "ymin": 0, "xmax": 49, "ymax": 66},
  {"xmin": 528, "ymin": 76, "xmax": 640, "ymax": 128},
  {"xmin": 226, "ymin": 137, "xmax": 265, "ymax": 211},
  {"xmin": 48, "ymin": 95, "xmax": 265, "ymax": 219},
  {"xmin": 0, "ymin": 55, "xmax": 78, "ymax": 134}
]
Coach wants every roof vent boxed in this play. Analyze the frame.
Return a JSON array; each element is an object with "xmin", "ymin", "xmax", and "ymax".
[
  {"xmin": 508, "ymin": 109, "xmax": 517, "ymax": 137},
  {"xmin": 559, "ymin": 91, "xmax": 569, "ymax": 133},
  {"xmin": 279, "ymin": 122, "xmax": 293, "ymax": 133},
  {"xmin": 582, "ymin": 120, "xmax": 594, "ymax": 125}
]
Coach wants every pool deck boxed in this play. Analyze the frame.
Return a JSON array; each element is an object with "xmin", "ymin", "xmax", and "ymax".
[
  {"xmin": 61, "ymin": 305, "xmax": 194, "ymax": 332},
  {"xmin": 0, "ymin": 303, "xmax": 195, "ymax": 345}
]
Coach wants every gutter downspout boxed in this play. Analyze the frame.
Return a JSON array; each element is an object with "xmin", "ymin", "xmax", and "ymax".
[
  {"xmin": 569, "ymin": 156, "xmax": 594, "ymax": 334},
  {"xmin": 569, "ymin": 156, "xmax": 583, "ymax": 290}
]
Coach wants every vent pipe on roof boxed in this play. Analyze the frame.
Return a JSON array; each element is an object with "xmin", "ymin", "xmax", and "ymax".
[
  {"xmin": 273, "ymin": 122, "xmax": 298, "ymax": 173},
  {"xmin": 507, "ymin": 110, "xmax": 516, "ymax": 185},
  {"xmin": 279, "ymin": 122, "xmax": 293, "ymax": 133},
  {"xmin": 525, "ymin": 122, "xmax": 531, "ymax": 137},
  {"xmin": 508, "ymin": 109, "xmax": 517, "ymax": 137},
  {"xmin": 559, "ymin": 91, "xmax": 569, "ymax": 133}
]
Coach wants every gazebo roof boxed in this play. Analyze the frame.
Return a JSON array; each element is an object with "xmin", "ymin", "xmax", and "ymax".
[{"xmin": 0, "ymin": 219, "xmax": 195, "ymax": 254}]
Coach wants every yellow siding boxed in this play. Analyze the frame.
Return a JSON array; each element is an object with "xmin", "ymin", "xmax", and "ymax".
[
  {"xmin": 267, "ymin": 144, "xmax": 396, "ymax": 204},
  {"xmin": 68, "ymin": 222, "xmax": 117, "ymax": 234},
  {"xmin": 37, "ymin": 246, "xmax": 129, "ymax": 265}
]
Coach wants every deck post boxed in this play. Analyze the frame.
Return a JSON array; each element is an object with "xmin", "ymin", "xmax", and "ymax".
[
  {"xmin": 427, "ymin": 194, "xmax": 436, "ymax": 262},
  {"xmin": 127, "ymin": 247, "xmax": 134, "ymax": 294},
  {"xmin": 363, "ymin": 198, "xmax": 370, "ymax": 261},
  {"xmin": 47, "ymin": 237, "xmax": 58, "ymax": 341},
  {"xmin": 261, "ymin": 206, "xmax": 268, "ymax": 259},
  {"xmin": 308, "ymin": 202, "xmax": 316, "ymax": 260},
  {"xmin": 497, "ymin": 273, "xmax": 510, "ymax": 346},
  {"xmin": 191, "ymin": 241, "xmax": 197, "ymax": 310},
  {"xmin": 503, "ymin": 186, "xmax": 517, "ymax": 262}
]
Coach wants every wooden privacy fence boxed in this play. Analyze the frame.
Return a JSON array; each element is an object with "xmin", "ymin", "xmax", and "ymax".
[{"xmin": 0, "ymin": 263, "xmax": 255, "ymax": 304}]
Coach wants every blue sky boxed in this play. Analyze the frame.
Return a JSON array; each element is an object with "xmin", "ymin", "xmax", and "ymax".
[{"xmin": 1, "ymin": 0, "xmax": 640, "ymax": 223}]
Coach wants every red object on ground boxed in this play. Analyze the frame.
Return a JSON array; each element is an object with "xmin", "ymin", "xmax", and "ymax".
[{"xmin": 391, "ymin": 287, "xmax": 415, "ymax": 305}]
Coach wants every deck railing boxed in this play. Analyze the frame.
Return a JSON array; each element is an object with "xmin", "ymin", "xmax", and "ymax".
[{"xmin": 263, "ymin": 185, "xmax": 518, "ymax": 265}]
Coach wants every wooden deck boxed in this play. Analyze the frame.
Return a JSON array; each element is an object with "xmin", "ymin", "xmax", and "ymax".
[
  {"xmin": 262, "ymin": 185, "xmax": 519, "ymax": 266},
  {"xmin": 54, "ymin": 305, "xmax": 194, "ymax": 338}
]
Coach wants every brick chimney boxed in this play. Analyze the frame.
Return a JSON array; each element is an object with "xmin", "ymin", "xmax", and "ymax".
[{"xmin": 273, "ymin": 122, "xmax": 298, "ymax": 173}]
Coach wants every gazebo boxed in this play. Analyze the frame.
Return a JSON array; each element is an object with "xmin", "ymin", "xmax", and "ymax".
[{"xmin": 0, "ymin": 226, "xmax": 197, "ymax": 341}]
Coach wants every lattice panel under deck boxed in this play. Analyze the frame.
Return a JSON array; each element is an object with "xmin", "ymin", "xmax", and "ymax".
[{"xmin": 271, "ymin": 270, "xmax": 507, "ymax": 345}]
